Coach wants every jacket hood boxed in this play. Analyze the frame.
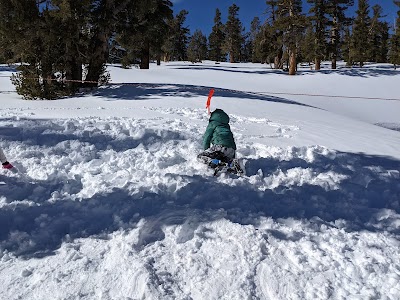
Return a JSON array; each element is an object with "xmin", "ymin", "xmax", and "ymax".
[{"xmin": 210, "ymin": 109, "xmax": 230, "ymax": 124}]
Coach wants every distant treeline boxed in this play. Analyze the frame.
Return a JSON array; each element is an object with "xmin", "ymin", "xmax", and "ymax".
[{"xmin": 0, "ymin": 0, "xmax": 399, "ymax": 99}]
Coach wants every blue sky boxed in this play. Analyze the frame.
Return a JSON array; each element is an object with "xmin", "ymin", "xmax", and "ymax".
[{"xmin": 172, "ymin": 0, "xmax": 399, "ymax": 36}]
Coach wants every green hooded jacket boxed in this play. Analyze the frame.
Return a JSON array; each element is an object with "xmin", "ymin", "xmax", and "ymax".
[{"xmin": 202, "ymin": 109, "xmax": 237, "ymax": 150}]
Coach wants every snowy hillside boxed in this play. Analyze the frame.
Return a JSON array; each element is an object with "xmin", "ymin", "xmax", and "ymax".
[{"xmin": 1, "ymin": 61, "xmax": 400, "ymax": 300}]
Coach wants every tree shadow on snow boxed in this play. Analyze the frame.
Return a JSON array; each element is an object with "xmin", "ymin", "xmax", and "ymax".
[
  {"xmin": 0, "ymin": 65, "xmax": 16, "ymax": 73},
  {"xmin": 1, "ymin": 119, "xmax": 400, "ymax": 257},
  {"xmin": 171, "ymin": 64, "xmax": 400, "ymax": 78},
  {"xmin": 0, "ymin": 118, "xmax": 186, "ymax": 152},
  {"xmin": 1, "ymin": 149, "xmax": 399, "ymax": 258},
  {"xmin": 93, "ymin": 83, "xmax": 314, "ymax": 108}
]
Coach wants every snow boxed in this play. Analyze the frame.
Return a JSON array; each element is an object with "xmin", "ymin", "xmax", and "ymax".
[{"xmin": 1, "ymin": 61, "xmax": 400, "ymax": 300}]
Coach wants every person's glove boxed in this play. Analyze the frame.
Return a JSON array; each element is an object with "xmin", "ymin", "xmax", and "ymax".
[{"xmin": 2, "ymin": 161, "xmax": 14, "ymax": 169}]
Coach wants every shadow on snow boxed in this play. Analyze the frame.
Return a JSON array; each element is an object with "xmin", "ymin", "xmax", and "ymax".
[
  {"xmin": 0, "ymin": 118, "xmax": 186, "ymax": 151},
  {"xmin": 0, "ymin": 65, "xmax": 16, "ymax": 73},
  {"xmin": 93, "ymin": 83, "xmax": 314, "ymax": 108},
  {"xmin": 0, "ymin": 121, "xmax": 399, "ymax": 258},
  {"xmin": 171, "ymin": 64, "xmax": 400, "ymax": 78}
]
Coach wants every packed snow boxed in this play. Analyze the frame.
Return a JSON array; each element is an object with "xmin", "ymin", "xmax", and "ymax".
[{"xmin": 0, "ymin": 61, "xmax": 400, "ymax": 300}]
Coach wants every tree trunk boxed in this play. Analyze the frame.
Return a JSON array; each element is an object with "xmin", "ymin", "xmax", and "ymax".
[
  {"xmin": 315, "ymin": 58, "xmax": 321, "ymax": 70},
  {"xmin": 288, "ymin": 0, "xmax": 296, "ymax": 75},
  {"xmin": 140, "ymin": 41, "xmax": 150, "ymax": 69},
  {"xmin": 66, "ymin": 61, "xmax": 82, "ymax": 91},
  {"xmin": 85, "ymin": 0, "xmax": 131, "ymax": 87},
  {"xmin": 274, "ymin": 56, "xmax": 280, "ymax": 69},
  {"xmin": 331, "ymin": 58, "xmax": 337, "ymax": 70},
  {"xmin": 85, "ymin": 30, "xmax": 110, "ymax": 87},
  {"xmin": 330, "ymin": 14, "xmax": 340, "ymax": 70},
  {"xmin": 274, "ymin": 47, "xmax": 283, "ymax": 69},
  {"xmin": 289, "ymin": 49, "xmax": 296, "ymax": 75},
  {"xmin": 65, "ymin": 40, "xmax": 82, "ymax": 92}
]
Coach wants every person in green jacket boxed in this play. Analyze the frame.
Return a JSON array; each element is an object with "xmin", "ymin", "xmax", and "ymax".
[{"xmin": 198, "ymin": 109, "xmax": 242, "ymax": 173}]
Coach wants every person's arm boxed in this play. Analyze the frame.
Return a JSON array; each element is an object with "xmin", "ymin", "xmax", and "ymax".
[{"xmin": 202, "ymin": 123, "xmax": 215, "ymax": 150}]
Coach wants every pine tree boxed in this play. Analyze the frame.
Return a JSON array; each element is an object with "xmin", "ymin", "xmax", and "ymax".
[
  {"xmin": 299, "ymin": 24, "xmax": 317, "ymax": 68},
  {"xmin": 350, "ymin": 0, "xmax": 371, "ymax": 67},
  {"xmin": 224, "ymin": 4, "xmax": 244, "ymax": 63},
  {"xmin": 187, "ymin": 30, "xmax": 207, "ymax": 63},
  {"xmin": 249, "ymin": 17, "xmax": 261, "ymax": 62},
  {"xmin": 390, "ymin": 1, "xmax": 400, "ymax": 69},
  {"xmin": 266, "ymin": 0, "xmax": 284, "ymax": 68},
  {"xmin": 341, "ymin": 25, "xmax": 352, "ymax": 66},
  {"xmin": 84, "ymin": 1, "xmax": 132, "ymax": 86},
  {"xmin": 0, "ymin": 0, "xmax": 15, "ymax": 64},
  {"xmin": 368, "ymin": 4, "xmax": 389, "ymax": 63},
  {"xmin": 163, "ymin": 10, "xmax": 190, "ymax": 61},
  {"xmin": 307, "ymin": 0, "xmax": 329, "ymax": 70},
  {"xmin": 377, "ymin": 22, "xmax": 389, "ymax": 63},
  {"xmin": 116, "ymin": 0, "xmax": 172, "ymax": 69},
  {"xmin": 0, "ymin": 0, "xmax": 38, "ymax": 64},
  {"xmin": 253, "ymin": 23, "xmax": 275, "ymax": 65},
  {"xmin": 240, "ymin": 32, "xmax": 251, "ymax": 62},
  {"xmin": 50, "ymin": 0, "xmax": 91, "ymax": 91},
  {"xmin": 3, "ymin": 0, "xmax": 136, "ymax": 98},
  {"xmin": 266, "ymin": 0, "xmax": 278, "ymax": 20},
  {"xmin": 208, "ymin": 8, "xmax": 226, "ymax": 62},
  {"xmin": 5, "ymin": 0, "xmax": 92, "ymax": 99},
  {"xmin": 276, "ymin": 0, "xmax": 307, "ymax": 75},
  {"xmin": 326, "ymin": 0, "xmax": 354, "ymax": 69}
]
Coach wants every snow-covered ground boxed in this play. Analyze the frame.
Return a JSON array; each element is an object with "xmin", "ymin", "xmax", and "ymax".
[{"xmin": 0, "ymin": 61, "xmax": 400, "ymax": 300}]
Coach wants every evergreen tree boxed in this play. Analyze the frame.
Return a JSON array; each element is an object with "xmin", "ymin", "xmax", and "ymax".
[
  {"xmin": 187, "ymin": 29, "xmax": 207, "ymax": 63},
  {"xmin": 240, "ymin": 32, "xmax": 253, "ymax": 62},
  {"xmin": 390, "ymin": 1, "xmax": 400, "ymax": 69},
  {"xmin": 49, "ymin": 0, "xmax": 91, "ymax": 91},
  {"xmin": 4, "ymin": 0, "xmax": 92, "ymax": 99},
  {"xmin": 116, "ymin": 0, "xmax": 172, "ymax": 69},
  {"xmin": 326, "ymin": 0, "xmax": 354, "ymax": 69},
  {"xmin": 307, "ymin": 0, "xmax": 329, "ymax": 70},
  {"xmin": 253, "ymin": 23, "xmax": 275, "ymax": 65},
  {"xmin": 208, "ymin": 8, "xmax": 226, "ymax": 62},
  {"xmin": 84, "ymin": 1, "xmax": 132, "ymax": 86},
  {"xmin": 266, "ymin": 0, "xmax": 279, "ymax": 21},
  {"xmin": 2, "ymin": 0, "xmax": 133, "ymax": 98},
  {"xmin": 299, "ymin": 24, "xmax": 317, "ymax": 68},
  {"xmin": 368, "ymin": 5, "xmax": 389, "ymax": 62},
  {"xmin": 0, "ymin": 0, "xmax": 15, "ymax": 64},
  {"xmin": 163, "ymin": 10, "xmax": 190, "ymax": 61},
  {"xmin": 266, "ymin": 0, "xmax": 284, "ymax": 68},
  {"xmin": 341, "ymin": 25, "xmax": 352, "ymax": 66},
  {"xmin": 249, "ymin": 17, "xmax": 261, "ymax": 62},
  {"xmin": 350, "ymin": 0, "xmax": 371, "ymax": 67},
  {"xmin": 224, "ymin": 4, "xmax": 244, "ymax": 63},
  {"xmin": 0, "ymin": 0, "xmax": 38, "ymax": 64},
  {"xmin": 276, "ymin": 0, "xmax": 307, "ymax": 75},
  {"xmin": 377, "ymin": 22, "xmax": 389, "ymax": 63}
]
